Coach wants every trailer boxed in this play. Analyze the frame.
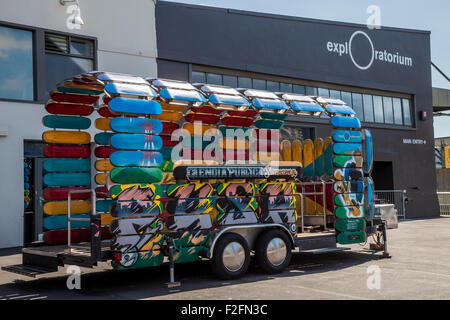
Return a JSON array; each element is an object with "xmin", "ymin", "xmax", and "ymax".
[{"xmin": 2, "ymin": 72, "xmax": 390, "ymax": 286}]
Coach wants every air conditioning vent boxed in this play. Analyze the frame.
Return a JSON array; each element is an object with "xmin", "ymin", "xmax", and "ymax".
[{"xmin": 45, "ymin": 33, "xmax": 69, "ymax": 54}]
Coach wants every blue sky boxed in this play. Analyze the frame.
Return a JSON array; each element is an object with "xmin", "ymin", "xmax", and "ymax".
[{"xmin": 166, "ymin": 0, "xmax": 450, "ymax": 137}]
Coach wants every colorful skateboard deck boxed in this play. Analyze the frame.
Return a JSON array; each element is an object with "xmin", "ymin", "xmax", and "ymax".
[
  {"xmin": 281, "ymin": 140, "xmax": 292, "ymax": 161},
  {"xmin": 302, "ymin": 139, "xmax": 314, "ymax": 179},
  {"xmin": 161, "ymin": 134, "xmax": 180, "ymax": 147},
  {"xmin": 43, "ymin": 158, "xmax": 90, "ymax": 172},
  {"xmin": 43, "ymin": 115, "xmax": 91, "ymax": 130},
  {"xmin": 165, "ymin": 197, "xmax": 216, "ymax": 214},
  {"xmin": 44, "ymin": 145, "xmax": 91, "ymax": 158},
  {"xmin": 165, "ymin": 214, "xmax": 213, "ymax": 232},
  {"xmin": 335, "ymin": 219, "xmax": 366, "ymax": 232},
  {"xmin": 190, "ymin": 105, "xmax": 223, "ymax": 115},
  {"xmin": 111, "ymin": 200, "xmax": 162, "ymax": 218},
  {"xmin": 43, "ymin": 131, "xmax": 91, "ymax": 145},
  {"xmin": 314, "ymin": 138, "xmax": 324, "ymax": 177},
  {"xmin": 110, "ymin": 151, "xmax": 163, "ymax": 167},
  {"xmin": 154, "ymin": 110, "xmax": 183, "ymax": 122},
  {"xmin": 110, "ymin": 167, "xmax": 163, "ymax": 184},
  {"xmin": 292, "ymin": 140, "xmax": 302, "ymax": 164},
  {"xmin": 43, "ymin": 187, "xmax": 90, "ymax": 201},
  {"xmin": 44, "ymin": 214, "xmax": 90, "ymax": 230},
  {"xmin": 253, "ymin": 119, "xmax": 284, "ymax": 130},
  {"xmin": 108, "ymin": 97, "xmax": 162, "ymax": 115},
  {"xmin": 335, "ymin": 206, "xmax": 366, "ymax": 219},
  {"xmin": 333, "ymin": 168, "xmax": 364, "ymax": 181},
  {"xmin": 50, "ymin": 91, "xmax": 99, "ymax": 104},
  {"xmin": 95, "ymin": 146, "xmax": 116, "ymax": 158},
  {"xmin": 160, "ymin": 102, "xmax": 188, "ymax": 112},
  {"xmin": 104, "ymin": 82, "xmax": 156, "ymax": 97},
  {"xmin": 332, "ymin": 130, "xmax": 362, "ymax": 143},
  {"xmin": 160, "ymin": 159, "xmax": 174, "ymax": 172},
  {"xmin": 110, "ymin": 117, "xmax": 162, "ymax": 134},
  {"xmin": 95, "ymin": 118, "xmax": 111, "ymax": 131},
  {"xmin": 95, "ymin": 186, "xmax": 110, "ymax": 199},
  {"xmin": 45, "ymin": 102, "xmax": 94, "ymax": 116},
  {"xmin": 323, "ymin": 137, "xmax": 333, "ymax": 176},
  {"xmin": 44, "ymin": 172, "xmax": 91, "ymax": 186},
  {"xmin": 185, "ymin": 111, "xmax": 220, "ymax": 124},
  {"xmin": 95, "ymin": 172, "xmax": 108, "ymax": 185},
  {"xmin": 43, "ymin": 200, "xmax": 91, "ymax": 215},
  {"xmin": 362, "ymin": 129, "xmax": 373, "ymax": 173},
  {"xmin": 333, "ymin": 155, "xmax": 363, "ymax": 168},
  {"xmin": 259, "ymin": 182, "xmax": 295, "ymax": 196},
  {"xmin": 259, "ymin": 112, "xmax": 289, "ymax": 121},
  {"xmin": 259, "ymin": 209, "xmax": 296, "ymax": 224},
  {"xmin": 95, "ymin": 159, "xmax": 114, "ymax": 172},
  {"xmin": 330, "ymin": 115, "xmax": 361, "ymax": 129},
  {"xmin": 167, "ymin": 183, "xmax": 214, "ymax": 198},
  {"xmin": 110, "ymin": 133, "xmax": 162, "ymax": 151},
  {"xmin": 334, "ymin": 193, "xmax": 365, "ymax": 207},
  {"xmin": 182, "ymin": 123, "xmax": 217, "ymax": 135},
  {"xmin": 337, "ymin": 231, "xmax": 367, "ymax": 244},
  {"xmin": 333, "ymin": 143, "xmax": 362, "ymax": 156},
  {"xmin": 110, "ymin": 184, "xmax": 163, "ymax": 200},
  {"xmin": 96, "ymin": 199, "xmax": 114, "ymax": 213},
  {"xmin": 110, "ymin": 216, "xmax": 163, "ymax": 236},
  {"xmin": 95, "ymin": 132, "xmax": 114, "ymax": 145},
  {"xmin": 333, "ymin": 181, "xmax": 365, "ymax": 194}
]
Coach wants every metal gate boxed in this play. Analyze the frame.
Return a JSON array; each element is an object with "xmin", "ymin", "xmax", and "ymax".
[
  {"xmin": 437, "ymin": 192, "xmax": 450, "ymax": 216},
  {"xmin": 374, "ymin": 190, "xmax": 406, "ymax": 219}
]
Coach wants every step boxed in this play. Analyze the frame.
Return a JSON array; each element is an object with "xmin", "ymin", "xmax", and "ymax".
[
  {"xmin": 294, "ymin": 233, "xmax": 336, "ymax": 251},
  {"xmin": 1, "ymin": 264, "xmax": 58, "ymax": 278},
  {"xmin": 298, "ymin": 247, "xmax": 351, "ymax": 255}
]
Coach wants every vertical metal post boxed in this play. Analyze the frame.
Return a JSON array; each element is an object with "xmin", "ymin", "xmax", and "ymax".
[
  {"xmin": 322, "ymin": 181, "xmax": 327, "ymax": 231},
  {"xmin": 68, "ymin": 191, "xmax": 72, "ymax": 251},
  {"xmin": 381, "ymin": 221, "xmax": 391, "ymax": 258},
  {"xmin": 166, "ymin": 236, "xmax": 181, "ymax": 288}
]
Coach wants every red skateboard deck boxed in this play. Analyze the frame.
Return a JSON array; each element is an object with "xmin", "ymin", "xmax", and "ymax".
[
  {"xmin": 226, "ymin": 110, "xmax": 258, "ymax": 118},
  {"xmin": 161, "ymin": 134, "xmax": 180, "ymax": 147},
  {"xmin": 45, "ymin": 102, "xmax": 94, "ymax": 116},
  {"xmin": 221, "ymin": 116, "xmax": 254, "ymax": 127},
  {"xmin": 185, "ymin": 111, "xmax": 220, "ymax": 124},
  {"xmin": 161, "ymin": 121, "xmax": 180, "ymax": 134},
  {"xmin": 43, "ymin": 145, "xmax": 91, "ymax": 158},
  {"xmin": 95, "ymin": 146, "xmax": 116, "ymax": 158},
  {"xmin": 43, "ymin": 227, "xmax": 113, "ymax": 245},
  {"xmin": 190, "ymin": 105, "xmax": 223, "ymax": 115},
  {"xmin": 103, "ymin": 95, "xmax": 112, "ymax": 104},
  {"xmin": 50, "ymin": 91, "xmax": 99, "ymax": 104},
  {"xmin": 254, "ymin": 129, "xmax": 280, "ymax": 140},
  {"xmin": 95, "ymin": 186, "xmax": 110, "ymax": 199},
  {"xmin": 43, "ymin": 187, "xmax": 91, "ymax": 201},
  {"xmin": 98, "ymin": 105, "xmax": 119, "ymax": 118}
]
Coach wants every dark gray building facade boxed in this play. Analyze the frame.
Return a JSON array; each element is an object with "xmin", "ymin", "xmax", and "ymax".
[{"xmin": 155, "ymin": 1, "xmax": 439, "ymax": 218}]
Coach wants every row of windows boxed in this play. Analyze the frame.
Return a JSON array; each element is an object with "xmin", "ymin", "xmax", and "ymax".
[
  {"xmin": 0, "ymin": 24, "xmax": 96, "ymax": 102},
  {"xmin": 192, "ymin": 71, "xmax": 414, "ymax": 127}
]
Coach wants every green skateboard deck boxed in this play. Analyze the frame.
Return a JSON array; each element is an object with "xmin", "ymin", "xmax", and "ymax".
[
  {"xmin": 323, "ymin": 137, "xmax": 333, "ymax": 176},
  {"xmin": 56, "ymin": 85, "xmax": 103, "ymax": 96},
  {"xmin": 96, "ymin": 199, "xmax": 114, "ymax": 213},
  {"xmin": 259, "ymin": 112, "xmax": 289, "ymax": 121},
  {"xmin": 333, "ymin": 155, "xmax": 363, "ymax": 168},
  {"xmin": 337, "ymin": 231, "xmax": 367, "ymax": 244},
  {"xmin": 110, "ymin": 168, "xmax": 163, "ymax": 184},
  {"xmin": 44, "ymin": 172, "xmax": 91, "ymax": 187},
  {"xmin": 43, "ymin": 158, "xmax": 90, "ymax": 172},
  {"xmin": 43, "ymin": 115, "xmax": 91, "ymax": 130},
  {"xmin": 335, "ymin": 219, "xmax": 366, "ymax": 232},
  {"xmin": 253, "ymin": 119, "xmax": 284, "ymax": 130},
  {"xmin": 95, "ymin": 132, "xmax": 114, "ymax": 145}
]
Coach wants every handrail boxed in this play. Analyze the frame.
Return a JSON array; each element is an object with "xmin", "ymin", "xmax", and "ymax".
[{"xmin": 67, "ymin": 189, "xmax": 96, "ymax": 253}]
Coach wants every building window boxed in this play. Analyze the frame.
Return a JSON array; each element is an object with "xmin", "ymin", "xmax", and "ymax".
[
  {"xmin": 0, "ymin": 25, "xmax": 34, "ymax": 101},
  {"xmin": 45, "ymin": 33, "xmax": 95, "ymax": 98},
  {"xmin": 191, "ymin": 69, "xmax": 414, "ymax": 128}
]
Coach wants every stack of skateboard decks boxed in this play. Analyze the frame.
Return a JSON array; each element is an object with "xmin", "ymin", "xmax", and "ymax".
[
  {"xmin": 323, "ymin": 97, "xmax": 368, "ymax": 244},
  {"xmin": 41, "ymin": 78, "xmax": 99, "ymax": 244}
]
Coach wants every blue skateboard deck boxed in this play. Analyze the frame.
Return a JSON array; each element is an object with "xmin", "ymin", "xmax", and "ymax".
[
  {"xmin": 332, "ymin": 130, "xmax": 362, "ymax": 143},
  {"xmin": 108, "ymin": 97, "xmax": 162, "ymax": 115},
  {"xmin": 44, "ymin": 214, "xmax": 90, "ymax": 230},
  {"xmin": 105, "ymin": 82, "xmax": 157, "ymax": 97},
  {"xmin": 43, "ymin": 159, "xmax": 90, "ymax": 172},
  {"xmin": 363, "ymin": 129, "xmax": 373, "ymax": 173},
  {"xmin": 333, "ymin": 143, "xmax": 362, "ymax": 156},
  {"xmin": 110, "ymin": 117, "xmax": 162, "ymax": 135},
  {"xmin": 95, "ymin": 132, "xmax": 114, "ymax": 145},
  {"xmin": 330, "ymin": 116, "xmax": 361, "ymax": 129},
  {"xmin": 96, "ymin": 199, "xmax": 114, "ymax": 213},
  {"xmin": 333, "ymin": 181, "xmax": 365, "ymax": 194},
  {"xmin": 111, "ymin": 200, "xmax": 162, "ymax": 218},
  {"xmin": 110, "ymin": 151, "xmax": 163, "ymax": 167},
  {"xmin": 333, "ymin": 168, "xmax": 364, "ymax": 181},
  {"xmin": 366, "ymin": 176, "xmax": 375, "ymax": 220},
  {"xmin": 325, "ymin": 105, "xmax": 355, "ymax": 115},
  {"xmin": 43, "ymin": 115, "xmax": 91, "ymax": 130},
  {"xmin": 110, "ymin": 133, "xmax": 162, "ymax": 151},
  {"xmin": 44, "ymin": 172, "xmax": 91, "ymax": 186}
]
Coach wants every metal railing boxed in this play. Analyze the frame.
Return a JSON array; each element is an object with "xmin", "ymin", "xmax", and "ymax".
[
  {"xmin": 67, "ymin": 189, "xmax": 96, "ymax": 252},
  {"xmin": 374, "ymin": 190, "xmax": 406, "ymax": 219},
  {"xmin": 437, "ymin": 192, "xmax": 450, "ymax": 216}
]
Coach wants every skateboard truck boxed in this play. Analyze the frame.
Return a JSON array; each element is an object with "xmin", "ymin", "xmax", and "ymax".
[{"xmin": 165, "ymin": 236, "xmax": 181, "ymax": 288}]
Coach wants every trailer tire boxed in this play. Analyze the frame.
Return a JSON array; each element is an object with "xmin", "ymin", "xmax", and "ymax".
[
  {"xmin": 255, "ymin": 229, "xmax": 292, "ymax": 274},
  {"xmin": 211, "ymin": 233, "xmax": 250, "ymax": 280}
]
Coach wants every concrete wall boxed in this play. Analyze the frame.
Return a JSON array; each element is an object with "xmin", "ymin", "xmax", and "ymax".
[{"xmin": 0, "ymin": 0, "xmax": 158, "ymax": 248}]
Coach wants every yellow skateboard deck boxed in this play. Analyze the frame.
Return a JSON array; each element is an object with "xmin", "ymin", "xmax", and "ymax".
[
  {"xmin": 252, "ymin": 151, "xmax": 280, "ymax": 162},
  {"xmin": 160, "ymin": 102, "xmax": 187, "ymax": 112},
  {"xmin": 63, "ymin": 80, "xmax": 103, "ymax": 91},
  {"xmin": 154, "ymin": 110, "xmax": 183, "ymax": 122},
  {"xmin": 101, "ymin": 213, "xmax": 115, "ymax": 226},
  {"xmin": 220, "ymin": 138, "xmax": 249, "ymax": 150},
  {"xmin": 43, "ymin": 200, "xmax": 91, "ymax": 215},
  {"xmin": 95, "ymin": 159, "xmax": 114, "ymax": 172},
  {"xmin": 292, "ymin": 140, "xmax": 302, "ymax": 164},
  {"xmin": 95, "ymin": 118, "xmax": 111, "ymax": 131},
  {"xmin": 43, "ymin": 131, "xmax": 91, "ymax": 145},
  {"xmin": 280, "ymin": 140, "xmax": 292, "ymax": 161},
  {"xmin": 95, "ymin": 172, "xmax": 108, "ymax": 185},
  {"xmin": 314, "ymin": 138, "xmax": 324, "ymax": 178},
  {"xmin": 302, "ymin": 139, "xmax": 314, "ymax": 179},
  {"xmin": 182, "ymin": 123, "xmax": 217, "ymax": 135}
]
